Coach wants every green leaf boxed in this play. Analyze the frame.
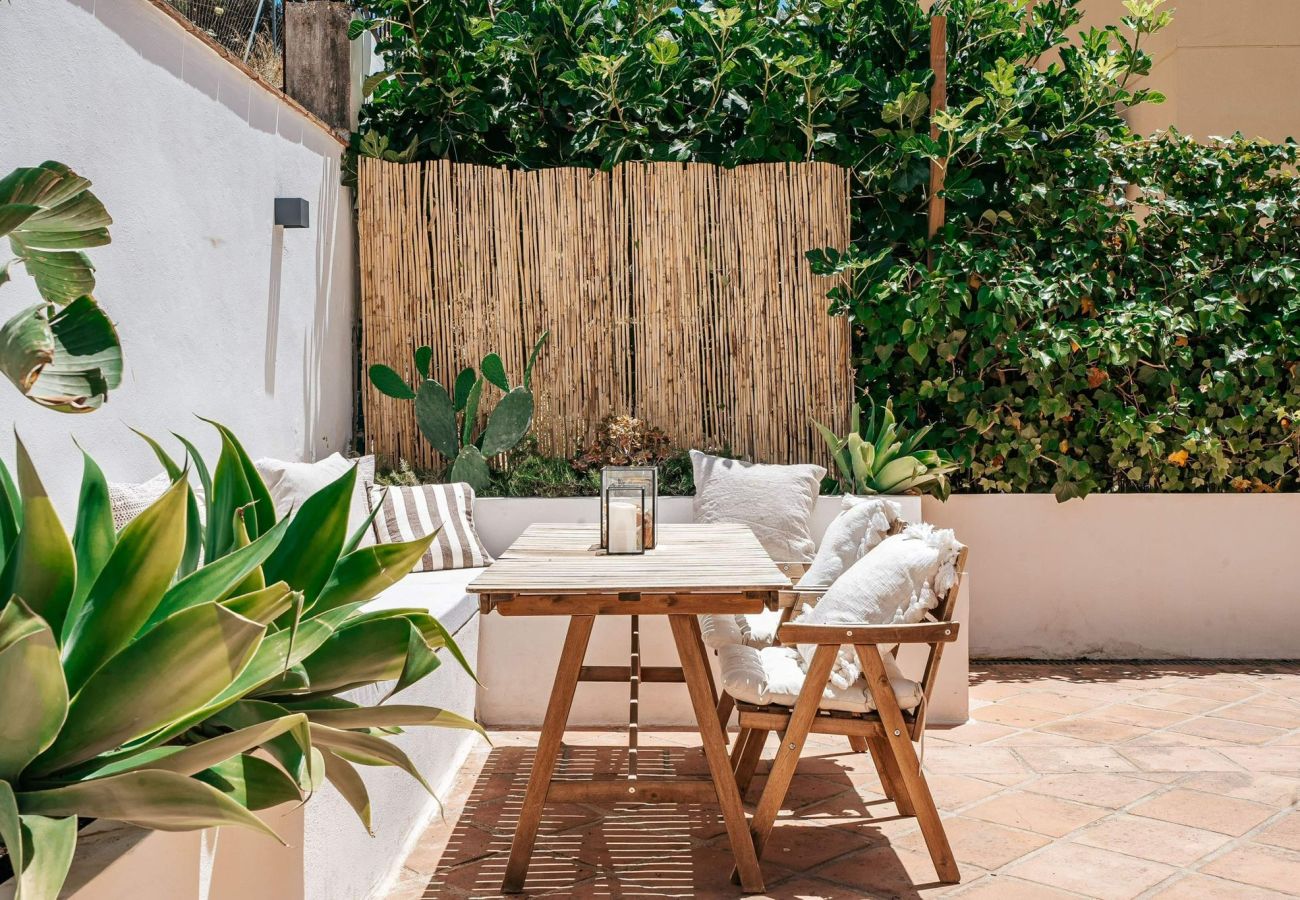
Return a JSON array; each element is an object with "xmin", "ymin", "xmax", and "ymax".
[
  {"xmin": 480, "ymin": 387, "xmax": 534, "ymax": 457},
  {"xmin": 369, "ymin": 364, "xmax": 414, "ymax": 400},
  {"xmin": 449, "ymin": 445, "xmax": 489, "ymax": 491},
  {"xmin": 413, "ymin": 345, "xmax": 433, "ymax": 380},
  {"xmin": 202, "ymin": 420, "xmax": 274, "ymax": 542},
  {"xmin": 18, "ymin": 770, "xmax": 282, "ymax": 842},
  {"xmin": 81, "ymin": 713, "xmax": 309, "ymax": 781},
  {"xmin": 414, "ymin": 378, "xmax": 459, "ymax": 458},
  {"xmin": 313, "ymin": 534, "xmax": 436, "ymax": 615},
  {"xmin": 61, "ymin": 474, "xmax": 191, "ymax": 691},
  {"xmin": 0, "ymin": 782, "xmax": 77, "ymax": 900},
  {"xmin": 303, "ymin": 703, "xmax": 484, "ymax": 739},
  {"xmin": 0, "ymin": 435, "xmax": 75, "ymax": 637},
  {"xmin": 31, "ymin": 604, "xmax": 265, "ymax": 775},
  {"xmin": 460, "ymin": 378, "xmax": 484, "ymax": 448},
  {"xmin": 298, "ymin": 616, "xmax": 436, "ymax": 697},
  {"xmin": 132, "ymin": 429, "xmax": 203, "ymax": 577},
  {"xmin": 0, "ymin": 455, "xmax": 20, "ymax": 567},
  {"xmin": 480, "ymin": 352, "xmax": 509, "ymax": 391},
  {"xmin": 68, "ymin": 443, "xmax": 114, "ymax": 629},
  {"xmin": 197, "ymin": 754, "xmax": 304, "ymax": 811},
  {"xmin": 308, "ymin": 723, "xmax": 434, "ymax": 796},
  {"xmin": 263, "ymin": 465, "xmax": 355, "ymax": 609},
  {"xmin": 0, "ymin": 296, "xmax": 121, "ymax": 412},
  {"xmin": 220, "ymin": 582, "xmax": 298, "ymax": 626},
  {"xmin": 320, "ymin": 750, "xmax": 372, "ymax": 834},
  {"xmin": 452, "ymin": 367, "xmax": 477, "ymax": 412},
  {"xmin": 0, "ymin": 599, "xmax": 67, "ymax": 781},
  {"xmin": 524, "ymin": 331, "xmax": 548, "ymax": 391}
]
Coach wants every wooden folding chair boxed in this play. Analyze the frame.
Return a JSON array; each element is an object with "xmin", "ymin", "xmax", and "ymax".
[{"xmin": 728, "ymin": 547, "xmax": 968, "ymax": 885}]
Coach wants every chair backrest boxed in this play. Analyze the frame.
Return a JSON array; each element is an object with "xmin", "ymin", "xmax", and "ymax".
[{"xmin": 913, "ymin": 544, "xmax": 968, "ymax": 735}]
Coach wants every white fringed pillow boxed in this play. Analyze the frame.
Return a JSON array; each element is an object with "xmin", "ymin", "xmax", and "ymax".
[
  {"xmin": 108, "ymin": 473, "xmax": 171, "ymax": 531},
  {"xmin": 796, "ymin": 496, "xmax": 902, "ymax": 590},
  {"xmin": 796, "ymin": 523, "xmax": 961, "ymax": 689},
  {"xmin": 690, "ymin": 450, "xmax": 826, "ymax": 562}
]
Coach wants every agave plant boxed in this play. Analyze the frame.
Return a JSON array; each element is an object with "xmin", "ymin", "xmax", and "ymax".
[
  {"xmin": 369, "ymin": 332, "xmax": 548, "ymax": 491},
  {"xmin": 814, "ymin": 399, "xmax": 958, "ymax": 500},
  {"xmin": 0, "ymin": 423, "xmax": 481, "ymax": 898},
  {"xmin": 0, "ymin": 162, "xmax": 122, "ymax": 412}
]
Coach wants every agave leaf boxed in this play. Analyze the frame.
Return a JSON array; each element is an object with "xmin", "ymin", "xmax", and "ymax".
[
  {"xmin": 313, "ymin": 533, "xmax": 436, "ymax": 615},
  {"xmin": 197, "ymin": 754, "xmax": 303, "ymax": 811},
  {"xmin": 0, "ymin": 599, "xmax": 68, "ymax": 781},
  {"xmin": 226, "ymin": 507, "xmax": 266, "ymax": 597},
  {"xmin": 68, "ymin": 443, "xmax": 114, "ymax": 627},
  {"xmin": 320, "ymin": 749, "xmax": 372, "ymax": 834},
  {"xmin": 0, "ymin": 455, "xmax": 20, "ymax": 566},
  {"xmin": 308, "ymin": 723, "xmax": 433, "ymax": 795},
  {"xmin": 32, "ymin": 604, "xmax": 265, "ymax": 775},
  {"xmin": 302, "ymin": 703, "xmax": 484, "ymax": 738},
  {"xmin": 17, "ymin": 770, "xmax": 282, "ymax": 842},
  {"xmin": 263, "ymin": 466, "xmax": 355, "ymax": 610},
  {"xmin": 0, "ymin": 780, "xmax": 77, "ymax": 900},
  {"xmin": 173, "ymin": 433, "xmax": 214, "ymax": 522},
  {"xmin": 479, "ymin": 353, "xmax": 509, "ymax": 391},
  {"xmin": 61, "ymin": 474, "xmax": 190, "ymax": 690},
  {"xmin": 215, "ymin": 603, "xmax": 364, "ymax": 705},
  {"xmin": 203, "ymin": 700, "xmax": 317, "ymax": 794},
  {"xmin": 480, "ymin": 387, "xmax": 534, "ymax": 457},
  {"xmin": 846, "ymin": 433, "xmax": 871, "ymax": 489},
  {"xmin": 849, "ymin": 402, "xmax": 862, "ymax": 438},
  {"xmin": 148, "ymin": 514, "xmax": 290, "ymax": 629},
  {"xmin": 414, "ymin": 378, "xmax": 459, "ymax": 458},
  {"xmin": 0, "ymin": 436, "xmax": 75, "ymax": 637},
  {"xmin": 220, "ymin": 582, "xmax": 297, "ymax": 626},
  {"xmin": 873, "ymin": 456, "xmax": 927, "ymax": 493},
  {"xmin": 368, "ymin": 364, "xmax": 414, "ymax": 400},
  {"xmin": 412, "ymin": 346, "xmax": 432, "ymax": 381},
  {"xmin": 401, "ymin": 611, "xmax": 477, "ymax": 683},
  {"xmin": 343, "ymin": 486, "xmax": 385, "ymax": 556},
  {"xmin": 82, "ymin": 714, "xmax": 309, "ymax": 782},
  {"xmin": 523, "ymin": 330, "xmax": 549, "ymax": 391},
  {"xmin": 132, "ymin": 429, "xmax": 203, "ymax": 577},
  {"xmin": 451, "ymin": 367, "xmax": 476, "ymax": 412},
  {"xmin": 297, "ymin": 617, "xmax": 425, "ymax": 696},
  {"xmin": 202, "ymin": 421, "xmax": 275, "ymax": 544}
]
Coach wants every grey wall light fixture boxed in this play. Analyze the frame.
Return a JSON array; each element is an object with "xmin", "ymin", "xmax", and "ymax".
[{"xmin": 274, "ymin": 198, "xmax": 310, "ymax": 228}]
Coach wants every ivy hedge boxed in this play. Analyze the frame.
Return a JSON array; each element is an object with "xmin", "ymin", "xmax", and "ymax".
[{"xmin": 350, "ymin": 0, "xmax": 1300, "ymax": 499}]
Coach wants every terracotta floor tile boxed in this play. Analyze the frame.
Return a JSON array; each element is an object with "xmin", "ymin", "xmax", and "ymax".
[
  {"xmin": 760, "ymin": 820, "xmax": 881, "ymax": 870},
  {"xmin": 1093, "ymin": 703, "xmax": 1190, "ymax": 729},
  {"xmin": 1004, "ymin": 842, "xmax": 1176, "ymax": 900},
  {"xmin": 419, "ymin": 849, "xmax": 597, "ymax": 897},
  {"xmin": 1132, "ymin": 690, "xmax": 1231, "ymax": 714},
  {"xmin": 1131, "ymin": 788, "xmax": 1275, "ymax": 835},
  {"xmin": 1255, "ymin": 812, "xmax": 1300, "ymax": 851},
  {"xmin": 1171, "ymin": 716, "xmax": 1289, "ymax": 745},
  {"xmin": 895, "ymin": 817, "xmax": 1049, "ymax": 869},
  {"xmin": 923, "ymin": 746, "xmax": 1029, "ymax": 775},
  {"xmin": 1218, "ymin": 746, "xmax": 1300, "ymax": 773},
  {"xmin": 971, "ymin": 703, "xmax": 1063, "ymax": 728},
  {"xmin": 992, "ymin": 729, "xmax": 1095, "ymax": 747},
  {"xmin": 1201, "ymin": 843, "xmax": 1300, "ymax": 895},
  {"xmin": 1023, "ymin": 772, "xmax": 1162, "ymax": 808},
  {"xmin": 1014, "ymin": 746, "xmax": 1139, "ymax": 774},
  {"xmin": 747, "ymin": 773, "xmax": 853, "ymax": 812},
  {"xmin": 969, "ymin": 681, "xmax": 1030, "ymax": 702},
  {"xmin": 1165, "ymin": 681, "xmax": 1262, "ymax": 702},
  {"xmin": 1211, "ymin": 699, "xmax": 1300, "ymax": 730},
  {"xmin": 1072, "ymin": 813, "xmax": 1233, "ymax": 866},
  {"xmin": 961, "ymin": 791, "xmax": 1108, "ymax": 837},
  {"xmin": 1179, "ymin": 771, "xmax": 1300, "ymax": 807},
  {"xmin": 1011, "ymin": 692, "xmax": 1107, "ymax": 716},
  {"xmin": 1037, "ymin": 717, "xmax": 1152, "ymax": 744},
  {"xmin": 952, "ymin": 874, "xmax": 1088, "ymax": 898},
  {"xmin": 747, "ymin": 875, "xmax": 884, "ymax": 899},
  {"xmin": 815, "ymin": 843, "xmax": 981, "ymax": 894},
  {"xmin": 924, "ymin": 773, "xmax": 1006, "ymax": 811},
  {"xmin": 931, "ymin": 720, "xmax": 1020, "ymax": 745},
  {"xmin": 1118, "ymin": 746, "xmax": 1242, "ymax": 772},
  {"xmin": 1148, "ymin": 872, "xmax": 1291, "ymax": 899}
]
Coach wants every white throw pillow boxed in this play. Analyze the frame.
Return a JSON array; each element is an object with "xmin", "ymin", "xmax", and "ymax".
[
  {"xmin": 254, "ymin": 453, "xmax": 376, "ymax": 548},
  {"xmin": 108, "ymin": 472, "xmax": 171, "ymax": 531},
  {"xmin": 796, "ymin": 496, "xmax": 902, "ymax": 589},
  {"xmin": 369, "ymin": 483, "xmax": 492, "ymax": 572},
  {"xmin": 690, "ymin": 450, "xmax": 825, "ymax": 562},
  {"xmin": 796, "ymin": 523, "xmax": 961, "ymax": 688}
]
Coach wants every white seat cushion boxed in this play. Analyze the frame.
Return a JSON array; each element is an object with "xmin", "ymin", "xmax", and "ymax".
[
  {"xmin": 360, "ymin": 567, "xmax": 486, "ymax": 635},
  {"xmin": 720, "ymin": 643, "xmax": 922, "ymax": 714},
  {"xmin": 699, "ymin": 608, "xmax": 785, "ymax": 650}
]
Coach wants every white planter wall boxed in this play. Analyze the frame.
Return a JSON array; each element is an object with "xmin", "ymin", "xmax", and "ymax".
[
  {"xmin": 472, "ymin": 496, "xmax": 972, "ymax": 728},
  {"xmin": 0, "ymin": 0, "xmax": 356, "ymax": 512},
  {"xmin": 922, "ymin": 493, "xmax": 1300, "ymax": 659}
]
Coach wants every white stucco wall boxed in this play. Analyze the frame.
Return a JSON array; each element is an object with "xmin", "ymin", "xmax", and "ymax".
[{"xmin": 0, "ymin": 0, "xmax": 356, "ymax": 510}]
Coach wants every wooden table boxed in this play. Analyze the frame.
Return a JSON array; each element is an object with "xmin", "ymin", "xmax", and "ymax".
[{"xmin": 470, "ymin": 523, "xmax": 790, "ymax": 893}]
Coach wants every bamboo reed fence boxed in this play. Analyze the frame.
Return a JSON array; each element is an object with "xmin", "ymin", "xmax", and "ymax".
[{"xmin": 357, "ymin": 157, "xmax": 851, "ymax": 470}]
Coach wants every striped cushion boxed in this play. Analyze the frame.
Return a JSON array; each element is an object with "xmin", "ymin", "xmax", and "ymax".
[{"xmin": 368, "ymin": 483, "xmax": 492, "ymax": 572}]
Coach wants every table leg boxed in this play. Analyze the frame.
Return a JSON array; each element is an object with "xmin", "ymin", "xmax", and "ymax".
[
  {"xmin": 503, "ymin": 615, "xmax": 595, "ymax": 893},
  {"xmin": 669, "ymin": 614, "xmax": 765, "ymax": 893}
]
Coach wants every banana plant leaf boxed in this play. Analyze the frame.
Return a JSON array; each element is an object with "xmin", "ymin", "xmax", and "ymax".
[
  {"xmin": 0, "ymin": 297, "xmax": 121, "ymax": 412},
  {"xmin": 0, "ymin": 780, "xmax": 76, "ymax": 900},
  {"xmin": 0, "ymin": 437, "xmax": 75, "ymax": 637},
  {"xmin": 0, "ymin": 600, "xmax": 67, "ymax": 781},
  {"xmin": 17, "ymin": 770, "xmax": 281, "ymax": 842},
  {"xmin": 31, "ymin": 604, "xmax": 265, "ymax": 775},
  {"xmin": 61, "ymin": 475, "xmax": 190, "ymax": 691}
]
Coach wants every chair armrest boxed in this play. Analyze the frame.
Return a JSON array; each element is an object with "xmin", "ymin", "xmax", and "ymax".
[
  {"xmin": 776, "ymin": 587, "xmax": 827, "ymax": 611},
  {"xmin": 777, "ymin": 621, "xmax": 960, "ymax": 645}
]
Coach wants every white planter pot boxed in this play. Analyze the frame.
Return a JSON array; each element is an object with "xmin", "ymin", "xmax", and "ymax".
[{"xmin": 921, "ymin": 493, "xmax": 1300, "ymax": 659}]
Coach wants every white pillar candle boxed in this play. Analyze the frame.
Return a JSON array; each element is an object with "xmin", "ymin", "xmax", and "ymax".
[{"xmin": 608, "ymin": 501, "xmax": 640, "ymax": 553}]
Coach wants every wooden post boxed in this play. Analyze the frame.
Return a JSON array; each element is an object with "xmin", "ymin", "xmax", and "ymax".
[
  {"xmin": 284, "ymin": 0, "xmax": 353, "ymax": 132},
  {"xmin": 927, "ymin": 15, "xmax": 949, "ymax": 257}
]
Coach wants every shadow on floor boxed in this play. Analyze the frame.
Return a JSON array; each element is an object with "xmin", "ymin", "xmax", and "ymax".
[{"xmin": 404, "ymin": 741, "xmax": 941, "ymax": 899}]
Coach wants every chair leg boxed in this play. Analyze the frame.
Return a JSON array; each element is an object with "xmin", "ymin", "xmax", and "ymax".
[
  {"xmin": 733, "ymin": 644, "xmax": 839, "ymax": 883},
  {"xmin": 847, "ymin": 734, "xmax": 870, "ymax": 753},
  {"xmin": 735, "ymin": 728, "xmax": 768, "ymax": 798},
  {"xmin": 716, "ymin": 690, "xmax": 736, "ymax": 737},
  {"xmin": 857, "ymin": 644, "xmax": 960, "ymax": 884},
  {"xmin": 867, "ymin": 735, "xmax": 914, "ymax": 815},
  {"xmin": 730, "ymin": 727, "xmax": 752, "ymax": 771}
]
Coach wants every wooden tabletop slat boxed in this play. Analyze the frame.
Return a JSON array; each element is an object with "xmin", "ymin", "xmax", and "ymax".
[{"xmin": 470, "ymin": 523, "xmax": 790, "ymax": 597}]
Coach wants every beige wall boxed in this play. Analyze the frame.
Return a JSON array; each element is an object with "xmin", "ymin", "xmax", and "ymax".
[{"xmin": 1084, "ymin": 0, "xmax": 1300, "ymax": 141}]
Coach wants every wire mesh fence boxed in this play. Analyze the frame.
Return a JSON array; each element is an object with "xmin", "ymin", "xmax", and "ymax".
[{"xmin": 164, "ymin": 0, "xmax": 284, "ymax": 86}]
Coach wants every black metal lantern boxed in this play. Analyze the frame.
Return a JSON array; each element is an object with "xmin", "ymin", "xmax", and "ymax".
[{"xmin": 600, "ymin": 466, "xmax": 658, "ymax": 553}]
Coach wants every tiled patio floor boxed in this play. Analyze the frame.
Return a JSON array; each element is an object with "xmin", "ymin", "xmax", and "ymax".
[{"xmin": 387, "ymin": 663, "xmax": 1300, "ymax": 899}]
